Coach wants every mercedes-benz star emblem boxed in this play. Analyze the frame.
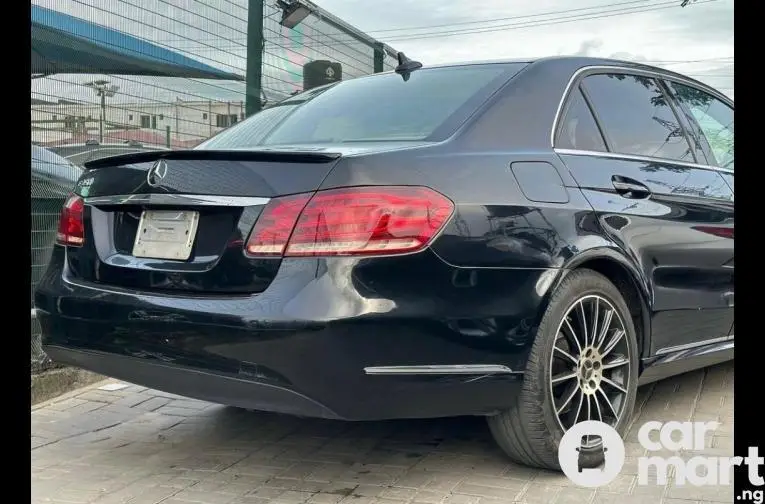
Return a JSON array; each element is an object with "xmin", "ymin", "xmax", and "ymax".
[{"xmin": 146, "ymin": 159, "xmax": 168, "ymax": 187}]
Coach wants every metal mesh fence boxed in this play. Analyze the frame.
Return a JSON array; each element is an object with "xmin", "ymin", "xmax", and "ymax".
[
  {"xmin": 261, "ymin": 2, "xmax": 396, "ymax": 101},
  {"xmin": 32, "ymin": 0, "xmax": 397, "ymax": 149},
  {"xmin": 30, "ymin": 0, "xmax": 396, "ymax": 372}
]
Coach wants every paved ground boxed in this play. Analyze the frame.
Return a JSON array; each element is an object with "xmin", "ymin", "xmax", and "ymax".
[{"xmin": 32, "ymin": 362, "xmax": 733, "ymax": 504}]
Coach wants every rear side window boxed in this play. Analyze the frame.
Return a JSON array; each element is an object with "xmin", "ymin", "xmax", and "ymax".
[
  {"xmin": 555, "ymin": 87, "xmax": 607, "ymax": 152},
  {"xmin": 581, "ymin": 73, "xmax": 695, "ymax": 163},
  {"xmin": 198, "ymin": 63, "xmax": 527, "ymax": 149},
  {"xmin": 669, "ymin": 82, "xmax": 733, "ymax": 170}
]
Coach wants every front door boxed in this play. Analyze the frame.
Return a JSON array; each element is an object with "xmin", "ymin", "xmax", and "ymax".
[{"xmin": 554, "ymin": 70, "xmax": 734, "ymax": 355}]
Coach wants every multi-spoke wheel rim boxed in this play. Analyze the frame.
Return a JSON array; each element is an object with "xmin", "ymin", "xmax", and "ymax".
[{"xmin": 549, "ymin": 294, "xmax": 630, "ymax": 446}]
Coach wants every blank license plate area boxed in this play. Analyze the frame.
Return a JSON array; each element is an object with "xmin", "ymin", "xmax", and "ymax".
[{"xmin": 132, "ymin": 210, "xmax": 200, "ymax": 260}]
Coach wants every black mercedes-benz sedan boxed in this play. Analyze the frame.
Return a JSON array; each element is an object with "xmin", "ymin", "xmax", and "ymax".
[{"xmin": 35, "ymin": 56, "xmax": 734, "ymax": 471}]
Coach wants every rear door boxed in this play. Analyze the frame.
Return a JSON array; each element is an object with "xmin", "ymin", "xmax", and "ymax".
[
  {"xmin": 554, "ymin": 70, "xmax": 734, "ymax": 356},
  {"xmin": 663, "ymin": 79, "xmax": 735, "ymax": 341}
]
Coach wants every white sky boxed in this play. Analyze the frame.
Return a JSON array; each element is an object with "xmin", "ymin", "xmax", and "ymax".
[
  {"xmin": 31, "ymin": 0, "xmax": 733, "ymax": 104},
  {"xmin": 323, "ymin": 0, "xmax": 733, "ymax": 97}
]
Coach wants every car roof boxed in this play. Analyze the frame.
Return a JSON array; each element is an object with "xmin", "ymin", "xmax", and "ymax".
[{"xmin": 378, "ymin": 55, "xmax": 729, "ymax": 102}]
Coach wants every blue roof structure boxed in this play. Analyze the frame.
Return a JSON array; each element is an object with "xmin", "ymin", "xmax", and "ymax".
[{"xmin": 31, "ymin": 5, "xmax": 243, "ymax": 80}]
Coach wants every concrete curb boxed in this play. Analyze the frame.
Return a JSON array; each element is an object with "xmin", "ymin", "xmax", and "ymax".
[{"xmin": 31, "ymin": 367, "xmax": 108, "ymax": 406}]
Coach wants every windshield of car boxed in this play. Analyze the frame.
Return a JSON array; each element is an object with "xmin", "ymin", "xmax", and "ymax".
[{"xmin": 197, "ymin": 63, "xmax": 528, "ymax": 149}]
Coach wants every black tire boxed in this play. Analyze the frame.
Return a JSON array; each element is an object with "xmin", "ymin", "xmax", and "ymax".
[{"xmin": 487, "ymin": 268, "xmax": 639, "ymax": 470}]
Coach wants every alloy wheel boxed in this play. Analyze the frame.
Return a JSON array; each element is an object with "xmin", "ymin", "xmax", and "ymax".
[{"xmin": 548, "ymin": 294, "xmax": 631, "ymax": 446}]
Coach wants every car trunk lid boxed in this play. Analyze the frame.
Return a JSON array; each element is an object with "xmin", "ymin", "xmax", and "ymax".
[{"xmin": 67, "ymin": 149, "xmax": 344, "ymax": 294}]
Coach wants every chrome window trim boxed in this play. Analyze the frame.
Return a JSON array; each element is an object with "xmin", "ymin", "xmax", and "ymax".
[
  {"xmin": 549, "ymin": 64, "xmax": 734, "ymax": 162},
  {"xmin": 554, "ymin": 148, "xmax": 734, "ymax": 175},
  {"xmin": 84, "ymin": 194, "xmax": 271, "ymax": 207}
]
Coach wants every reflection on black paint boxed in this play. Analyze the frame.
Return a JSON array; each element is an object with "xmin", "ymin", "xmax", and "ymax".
[{"xmin": 603, "ymin": 215, "xmax": 630, "ymax": 231}]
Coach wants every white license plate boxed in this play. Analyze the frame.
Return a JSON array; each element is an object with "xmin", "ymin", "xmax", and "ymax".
[{"xmin": 132, "ymin": 210, "xmax": 200, "ymax": 260}]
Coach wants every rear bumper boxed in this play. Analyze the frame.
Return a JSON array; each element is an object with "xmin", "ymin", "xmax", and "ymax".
[
  {"xmin": 35, "ymin": 246, "xmax": 554, "ymax": 420},
  {"xmin": 44, "ymin": 345, "xmax": 341, "ymax": 418}
]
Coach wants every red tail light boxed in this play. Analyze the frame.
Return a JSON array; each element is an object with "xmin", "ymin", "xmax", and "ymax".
[
  {"xmin": 245, "ymin": 186, "xmax": 454, "ymax": 257},
  {"xmin": 245, "ymin": 193, "xmax": 312, "ymax": 255},
  {"xmin": 692, "ymin": 226, "xmax": 734, "ymax": 239},
  {"xmin": 55, "ymin": 194, "xmax": 85, "ymax": 247}
]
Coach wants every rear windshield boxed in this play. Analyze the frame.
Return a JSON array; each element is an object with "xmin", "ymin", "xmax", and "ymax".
[{"xmin": 198, "ymin": 63, "xmax": 527, "ymax": 149}]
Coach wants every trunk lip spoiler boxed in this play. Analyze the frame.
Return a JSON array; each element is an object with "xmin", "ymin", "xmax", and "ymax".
[
  {"xmin": 84, "ymin": 193, "xmax": 271, "ymax": 207},
  {"xmin": 82, "ymin": 149, "xmax": 343, "ymax": 170}
]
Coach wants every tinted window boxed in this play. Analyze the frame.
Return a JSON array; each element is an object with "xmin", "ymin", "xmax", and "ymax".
[
  {"xmin": 582, "ymin": 74, "xmax": 694, "ymax": 163},
  {"xmin": 556, "ymin": 87, "xmax": 607, "ymax": 151},
  {"xmin": 669, "ymin": 82, "xmax": 733, "ymax": 170},
  {"xmin": 198, "ymin": 63, "xmax": 527, "ymax": 149}
]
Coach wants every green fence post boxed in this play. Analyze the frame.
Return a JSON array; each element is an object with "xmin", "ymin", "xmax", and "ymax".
[
  {"xmin": 373, "ymin": 43, "xmax": 384, "ymax": 73},
  {"xmin": 245, "ymin": 0, "xmax": 264, "ymax": 117}
]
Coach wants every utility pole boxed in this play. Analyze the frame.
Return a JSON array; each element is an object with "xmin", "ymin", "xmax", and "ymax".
[
  {"xmin": 175, "ymin": 97, "xmax": 180, "ymax": 139},
  {"xmin": 245, "ymin": 0, "xmax": 264, "ymax": 117},
  {"xmin": 84, "ymin": 80, "xmax": 119, "ymax": 143},
  {"xmin": 374, "ymin": 42, "xmax": 384, "ymax": 73}
]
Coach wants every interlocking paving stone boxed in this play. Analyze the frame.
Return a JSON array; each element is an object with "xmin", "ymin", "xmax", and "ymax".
[{"xmin": 32, "ymin": 362, "xmax": 734, "ymax": 504}]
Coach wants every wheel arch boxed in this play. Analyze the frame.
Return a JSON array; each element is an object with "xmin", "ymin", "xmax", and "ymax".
[{"xmin": 549, "ymin": 248, "xmax": 652, "ymax": 361}]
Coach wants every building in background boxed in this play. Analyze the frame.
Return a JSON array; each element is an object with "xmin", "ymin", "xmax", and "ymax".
[{"xmin": 32, "ymin": 99, "xmax": 246, "ymax": 148}]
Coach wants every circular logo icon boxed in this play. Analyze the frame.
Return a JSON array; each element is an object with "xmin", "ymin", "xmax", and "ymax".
[
  {"xmin": 325, "ymin": 67, "xmax": 335, "ymax": 78},
  {"xmin": 146, "ymin": 159, "xmax": 168, "ymax": 187},
  {"xmin": 558, "ymin": 420, "xmax": 625, "ymax": 487}
]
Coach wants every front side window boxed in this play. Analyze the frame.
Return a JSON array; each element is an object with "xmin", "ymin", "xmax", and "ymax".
[
  {"xmin": 669, "ymin": 82, "xmax": 733, "ymax": 171},
  {"xmin": 198, "ymin": 63, "xmax": 528, "ymax": 149},
  {"xmin": 581, "ymin": 73, "xmax": 694, "ymax": 163}
]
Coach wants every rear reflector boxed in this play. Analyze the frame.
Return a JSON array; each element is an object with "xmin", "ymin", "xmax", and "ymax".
[
  {"xmin": 55, "ymin": 194, "xmax": 85, "ymax": 247},
  {"xmin": 245, "ymin": 186, "xmax": 454, "ymax": 257}
]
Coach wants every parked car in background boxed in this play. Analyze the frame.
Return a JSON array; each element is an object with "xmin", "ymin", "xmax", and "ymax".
[
  {"xmin": 31, "ymin": 145, "xmax": 83, "ymax": 302},
  {"xmin": 31, "ymin": 145, "xmax": 82, "ymax": 371},
  {"xmin": 35, "ymin": 56, "xmax": 734, "ymax": 470}
]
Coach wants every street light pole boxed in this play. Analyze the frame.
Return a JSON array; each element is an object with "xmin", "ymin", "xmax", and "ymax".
[{"xmin": 84, "ymin": 80, "xmax": 119, "ymax": 143}]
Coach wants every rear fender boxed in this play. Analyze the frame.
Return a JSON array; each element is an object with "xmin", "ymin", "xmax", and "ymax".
[{"xmin": 538, "ymin": 247, "xmax": 652, "ymax": 361}]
